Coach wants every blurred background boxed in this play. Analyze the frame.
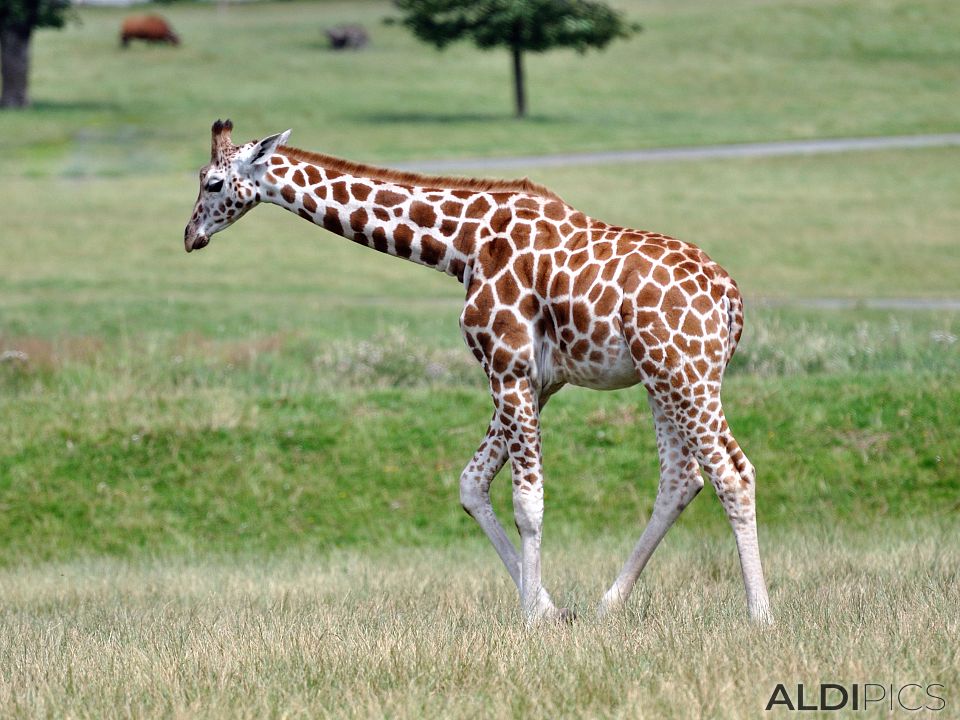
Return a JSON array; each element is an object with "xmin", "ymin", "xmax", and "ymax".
[{"xmin": 1, "ymin": 0, "xmax": 958, "ymax": 562}]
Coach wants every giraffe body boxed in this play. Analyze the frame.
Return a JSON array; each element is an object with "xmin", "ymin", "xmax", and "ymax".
[{"xmin": 185, "ymin": 121, "xmax": 772, "ymax": 624}]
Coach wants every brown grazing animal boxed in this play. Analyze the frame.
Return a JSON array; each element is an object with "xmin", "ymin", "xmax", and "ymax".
[{"xmin": 120, "ymin": 16, "xmax": 180, "ymax": 48}]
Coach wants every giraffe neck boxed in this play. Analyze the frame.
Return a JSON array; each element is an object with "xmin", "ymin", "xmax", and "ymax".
[{"xmin": 259, "ymin": 151, "xmax": 483, "ymax": 282}]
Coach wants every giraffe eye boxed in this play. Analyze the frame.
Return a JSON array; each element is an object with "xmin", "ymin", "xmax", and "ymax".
[{"xmin": 205, "ymin": 178, "xmax": 224, "ymax": 193}]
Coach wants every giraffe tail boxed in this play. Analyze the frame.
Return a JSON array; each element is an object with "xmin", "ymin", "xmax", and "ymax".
[{"xmin": 721, "ymin": 276, "xmax": 745, "ymax": 366}]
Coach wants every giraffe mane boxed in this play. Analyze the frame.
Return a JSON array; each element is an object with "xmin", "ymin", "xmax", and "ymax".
[{"xmin": 277, "ymin": 146, "xmax": 564, "ymax": 202}]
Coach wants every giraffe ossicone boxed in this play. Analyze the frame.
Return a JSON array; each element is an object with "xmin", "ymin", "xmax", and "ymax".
[{"xmin": 184, "ymin": 120, "xmax": 773, "ymax": 625}]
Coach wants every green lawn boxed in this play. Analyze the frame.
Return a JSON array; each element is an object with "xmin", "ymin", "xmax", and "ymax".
[
  {"xmin": 4, "ymin": 147, "xmax": 959, "ymax": 347},
  {"xmin": 3, "ymin": 0, "xmax": 959, "ymax": 177},
  {"xmin": 2, "ymin": 370, "xmax": 958, "ymax": 564},
  {"xmin": 3, "ymin": 142, "xmax": 960, "ymax": 563},
  {"xmin": 4, "ymin": 133, "xmax": 959, "ymax": 564}
]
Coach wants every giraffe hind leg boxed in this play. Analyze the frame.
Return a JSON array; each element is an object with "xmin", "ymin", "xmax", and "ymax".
[
  {"xmin": 660, "ymin": 395, "xmax": 773, "ymax": 624},
  {"xmin": 599, "ymin": 395, "xmax": 704, "ymax": 615}
]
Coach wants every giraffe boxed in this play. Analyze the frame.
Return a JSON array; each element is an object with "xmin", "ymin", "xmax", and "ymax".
[{"xmin": 184, "ymin": 120, "xmax": 773, "ymax": 625}]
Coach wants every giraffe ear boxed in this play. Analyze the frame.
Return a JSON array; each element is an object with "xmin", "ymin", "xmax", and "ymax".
[
  {"xmin": 240, "ymin": 129, "xmax": 292, "ymax": 167},
  {"xmin": 211, "ymin": 118, "xmax": 235, "ymax": 162}
]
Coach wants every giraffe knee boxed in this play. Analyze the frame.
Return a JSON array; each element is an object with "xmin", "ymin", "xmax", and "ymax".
[
  {"xmin": 667, "ymin": 473, "xmax": 703, "ymax": 513},
  {"xmin": 512, "ymin": 483, "xmax": 544, "ymax": 536},
  {"xmin": 459, "ymin": 472, "xmax": 489, "ymax": 517},
  {"xmin": 684, "ymin": 477, "xmax": 704, "ymax": 503},
  {"xmin": 690, "ymin": 472, "xmax": 706, "ymax": 493},
  {"xmin": 714, "ymin": 464, "xmax": 757, "ymax": 523}
]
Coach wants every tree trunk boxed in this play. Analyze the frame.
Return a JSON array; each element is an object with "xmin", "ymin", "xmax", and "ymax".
[
  {"xmin": 511, "ymin": 45, "xmax": 526, "ymax": 118},
  {"xmin": 1, "ymin": 27, "xmax": 32, "ymax": 109}
]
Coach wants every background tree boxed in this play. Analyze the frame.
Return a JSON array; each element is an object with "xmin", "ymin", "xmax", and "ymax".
[
  {"xmin": 0, "ymin": 0, "xmax": 71, "ymax": 109},
  {"xmin": 392, "ymin": 0, "xmax": 640, "ymax": 118}
]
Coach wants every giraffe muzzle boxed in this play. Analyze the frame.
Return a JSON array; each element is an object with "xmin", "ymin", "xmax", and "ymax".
[{"xmin": 184, "ymin": 230, "xmax": 210, "ymax": 253}]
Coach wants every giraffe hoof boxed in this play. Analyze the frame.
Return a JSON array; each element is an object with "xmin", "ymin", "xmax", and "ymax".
[
  {"xmin": 556, "ymin": 607, "xmax": 577, "ymax": 624},
  {"xmin": 597, "ymin": 587, "xmax": 628, "ymax": 618}
]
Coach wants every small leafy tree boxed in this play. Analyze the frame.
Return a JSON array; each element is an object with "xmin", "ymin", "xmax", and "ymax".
[
  {"xmin": 393, "ymin": 0, "xmax": 639, "ymax": 118},
  {"xmin": 0, "ymin": 0, "xmax": 71, "ymax": 108}
]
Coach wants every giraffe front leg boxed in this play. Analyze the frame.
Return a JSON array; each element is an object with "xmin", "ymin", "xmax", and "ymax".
[
  {"xmin": 498, "ymin": 376, "xmax": 563, "ymax": 624},
  {"xmin": 459, "ymin": 416, "xmax": 521, "ymax": 590}
]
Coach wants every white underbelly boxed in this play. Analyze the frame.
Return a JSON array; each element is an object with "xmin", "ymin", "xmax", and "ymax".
[{"xmin": 542, "ymin": 335, "xmax": 641, "ymax": 392}]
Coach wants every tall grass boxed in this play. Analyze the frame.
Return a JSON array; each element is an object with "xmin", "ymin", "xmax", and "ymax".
[{"xmin": 1, "ymin": 522, "xmax": 956, "ymax": 719}]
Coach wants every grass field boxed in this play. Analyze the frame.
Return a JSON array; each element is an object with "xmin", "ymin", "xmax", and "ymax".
[
  {"xmin": 1, "ymin": 524, "xmax": 957, "ymax": 719},
  {"xmin": 3, "ymin": 146, "xmax": 959, "ymax": 561},
  {"xmin": 1, "ymin": 0, "xmax": 959, "ymax": 717},
  {"xmin": 2, "ymin": 370, "xmax": 958, "ymax": 562},
  {"xmin": 4, "ymin": 0, "xmax": 960, "ymax": 176}
]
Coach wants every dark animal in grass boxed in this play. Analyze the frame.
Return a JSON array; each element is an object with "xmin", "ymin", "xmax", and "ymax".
[
  {"xmin": 120, "ymin": 16, "xmax": 180, "ymax": 48},
  {"xmin": 325, "ymin": 24, "xmax": 368, "ymax": 50}
]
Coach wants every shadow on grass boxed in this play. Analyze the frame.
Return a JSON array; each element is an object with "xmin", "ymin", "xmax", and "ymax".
[{"xmin": 25, "ymin": 99, "xmax": 119, "ymax": 113}]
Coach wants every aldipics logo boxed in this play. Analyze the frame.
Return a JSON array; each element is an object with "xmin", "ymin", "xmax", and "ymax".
[{"xmin": 765, "ymin": 683, "xmax": 946, "ymax": 712}]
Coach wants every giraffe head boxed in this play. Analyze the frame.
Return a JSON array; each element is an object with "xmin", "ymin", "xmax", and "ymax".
[{"xmin": 183, "ymin": 119, "xmax": 291, "ymax": 252}]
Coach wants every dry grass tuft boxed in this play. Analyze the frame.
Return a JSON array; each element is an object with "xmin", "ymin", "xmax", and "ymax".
[{"xmin": 0, "ymin": 336, "xmax": 104, "ymax": 372}]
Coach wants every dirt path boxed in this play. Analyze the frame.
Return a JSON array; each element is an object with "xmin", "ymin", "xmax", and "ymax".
[
  {"xmin": 341, "ymin": 296, "xmax": 960, "ymax": 312},
  {"xmin": 760, "ymin": 297, "xmax": 960, "ymax": 312},
  {"xmin": 395, "ymin": 133, "xmax": 960, "ymax": 172}
]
